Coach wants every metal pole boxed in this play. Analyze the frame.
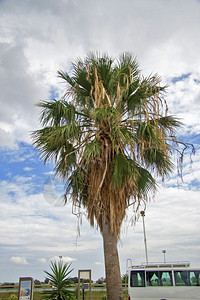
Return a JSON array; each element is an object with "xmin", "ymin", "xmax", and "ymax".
[
  {"xmin": 140, "ymin": 211, "xmax": 148, "ymax": 265},
  {"xmin": 82, "ymin": 286, "xmax": 84, "ymax": 300},
  {"xmin": 162, "ymin": 250, "xmax": 166, "ymax": 263},
  {"xmin": 126, "ymin": 259, "xmax": 132, "ymax": 290},
  {"xmin": 78, "ymin": 271, "xmax": 80, "ymax": 300}
]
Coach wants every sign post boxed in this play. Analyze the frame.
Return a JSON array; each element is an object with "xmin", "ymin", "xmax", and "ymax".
[
  {"xmin": 18, "ymin": 277, "xmax": 34, "ymax": 300},
  {"xmin": 78, "ymin": 270, "xmax": 91, "ymax": 300}
]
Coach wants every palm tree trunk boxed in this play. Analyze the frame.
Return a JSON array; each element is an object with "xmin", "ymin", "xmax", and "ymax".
[{"xmin": 102, "ymin": 219, "xmax": 124, "ymax": 300}]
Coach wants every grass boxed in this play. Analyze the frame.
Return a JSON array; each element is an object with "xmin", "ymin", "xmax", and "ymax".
[
  {"xmin": 0, "ymin": 290, "xmax": 129, "ymax": 300},
  {"xmin": 0, "ymin": 292, "xmax": 18, "ymax": 300},
  {"xmin": 0, "ymin": 291, "xmax": 107, "ymax": 300}
]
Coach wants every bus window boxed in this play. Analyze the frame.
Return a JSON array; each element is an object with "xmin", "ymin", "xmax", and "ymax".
[
  {"xmin": 146, "ymin": 271, "xmax": 173, "ymax": 286},
  {"xmin": 161, "ymin": 271, "xmax": 173, "ymax": 286},
  {"xmin": 130, "ymin": 271, "xmax": 145, "ymax": 287},
  {"xmin": 174, "ymin": 271, "xmax": 190, "ymax": 286},
  {"xmin": 189, "ymin": 271, "xmax": 200, "ymax": 286}
]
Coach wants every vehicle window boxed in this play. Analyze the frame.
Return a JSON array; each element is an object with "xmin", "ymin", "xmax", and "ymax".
[
  {"xmin": 161, "ymin": 271, "xmax": 173, "ymax": 286},
  {"xmin": 174, "ymin": 271, "xmax": 190, "ymax": 286},
  {"xmin": 130, "ymin": 271, "xmax": 145, "ymax": 287},
  {"xmin": 146, "ymin": 271, "xmax": 173, "ymax": 286},
  {"xmin": 189, "ymin": 271, "xmax": 200, "ymax": 286}
]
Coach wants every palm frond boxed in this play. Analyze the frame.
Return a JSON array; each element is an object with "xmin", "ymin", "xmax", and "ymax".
[
  {"xmin": 32, "ymin": 124, "xmax": 80, "ymax": 163},
  {"xmin": 136, "ymin": 167, "xmax": 157, "ymax": 196},
  {"xmin": 38, "ymin": 100, "xmax": 76, "ymax": 127},
  {"xmin": 156, "ymin": 115, "xmax": 182, "ymax": 129},
  {"xmin": 143, "ymin": 147, "xmax": 174, "ymax": 178},
  {"xmin": 117, "ymin": 52, "xmax": 140, "ymax": 78},
  {"xmin": 83, "ymin": 140, "xmax": 101, "ymax": 163},
  {"xmin": 111, "ymin": 154, "xmax": 138, "ymax": 188}
]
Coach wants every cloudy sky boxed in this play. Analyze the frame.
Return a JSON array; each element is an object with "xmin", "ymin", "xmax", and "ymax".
[{"xmin": 0, "ymin": 0, "xmax": 200, "ymax": 283}]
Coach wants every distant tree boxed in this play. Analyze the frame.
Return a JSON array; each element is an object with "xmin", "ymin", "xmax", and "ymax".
[
  {"xmin": 96, "ymin": 279, "xmax": 103, "ymax": 284},
  {"xmin": 121, "ymin": 274, "xmax": 128, "ymax": 284},
  {"xmin": 96, "ymin": 277, "xmax": 106, "ymax": 284},
  {"xmin": 1, "ymin": 282, "xmax": 15, "ymax": 286},
  {"xmin": 44, "ymin": 278, "xmax": 49, "ymax": 284},
  {"xmin": 69, "ymin": 277, "xmax": 78, "ymax": 284},
  {"xmin": 34, "ymin": 279, "xmax": 41, "ymax": 285}
]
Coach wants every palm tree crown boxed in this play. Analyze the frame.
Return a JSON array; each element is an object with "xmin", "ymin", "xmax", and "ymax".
[{"xmin": 33, "ymin": 52, "xmax": 180, "ymax": 237}]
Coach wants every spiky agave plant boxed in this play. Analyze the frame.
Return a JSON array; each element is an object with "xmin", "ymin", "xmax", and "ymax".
[{"xmin": 43, "ymin": 260, "xmax": 74, "ymax": 300}]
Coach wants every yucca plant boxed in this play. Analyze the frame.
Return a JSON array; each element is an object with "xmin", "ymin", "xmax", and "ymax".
[
  {"xmin": 33, "ymin": 52, "xmax": 186, "ymax": 300},
  {"xmin": 43, "ymin": 260, "xmax": 74, "ymax": 300}
]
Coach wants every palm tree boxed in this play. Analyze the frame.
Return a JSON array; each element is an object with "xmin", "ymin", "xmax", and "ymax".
[
  {"xmin": 43, "ymin": 260, "xmax": 74, "ymax": 299},
  {"xmin": 33, "ymin": 53, "xmax": 181, "ymax": 300}
]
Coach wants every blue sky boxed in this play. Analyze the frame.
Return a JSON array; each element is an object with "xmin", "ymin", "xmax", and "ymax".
[{"xmin": 0, "ymin": 0, "xmax": 200, "ymax": 283}]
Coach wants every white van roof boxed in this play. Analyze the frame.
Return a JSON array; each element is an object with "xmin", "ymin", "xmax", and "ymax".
[{"xmin": 129, "ymin": 261, "xmax": 190, "ymax": 269}]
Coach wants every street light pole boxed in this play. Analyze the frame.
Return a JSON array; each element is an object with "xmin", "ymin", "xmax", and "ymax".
[
  {"xmin": 140, "ymin": 211, "xmax": 148, "ymax": 265},
  {"xmin": 162, "ymin": 250, "xmax": 166, "ymax": 263}
]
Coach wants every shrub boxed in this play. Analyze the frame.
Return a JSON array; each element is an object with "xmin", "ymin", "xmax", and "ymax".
[
  {"xmin": 8, "ymin": 295, "xmax": 17, "ymax": 300},
  {"xmin": 43, "ymin": 260, "xmax": 74, "ymax": 299}
]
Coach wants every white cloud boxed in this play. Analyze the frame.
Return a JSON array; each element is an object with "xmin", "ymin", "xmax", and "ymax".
[
  {"xmin": 23, "ymin": 167, "xmax": 33, "ymax": 171},
  {"xmin": 43, "ymin": 171, "xmax": 55, "ymax": 175},
  {"xmin": 0, "ymin": 128, "xmax": 16, "ymax": 148},
  {"xmin": 50, "ymin": 256, "xmax": 77, "ymax": 263},
  {"xmin": 94, "ymin": 262, "xmax": 103, "ymax": 266},
  {"xmin": 37, "ymin": 258, "xmax": 47, "ymax": 264},
  {"xmin": 165, "ymin": 73, "xmax": 200, "ymax": 135},
  {"xmin": 0, "ymin": 41, "xmax": 50, "ymax": 147},
  {"xmin": 0, "ymin": 0, "xmax": 200, "ymax": 147},
  {"xmin": 10, "ymin": 257, "xmax": 28, "ymax": 265}
]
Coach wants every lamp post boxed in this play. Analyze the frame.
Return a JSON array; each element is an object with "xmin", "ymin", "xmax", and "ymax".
[
  {"xmin": 140, "ymin": 211, "xmax": 148, "ymax": 265},
  {"xmin": 162, "ymin": 250, "xmax": 166, "ymax": 263}
]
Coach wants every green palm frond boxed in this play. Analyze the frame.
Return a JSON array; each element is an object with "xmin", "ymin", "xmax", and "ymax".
[
  {"xmin": 58, "ymin": 70, "xmax": 75, "ymax": 87},
  {"xmin": 87, "ymin": 52, "xmax": 114, "ymax": 89},
  {"xmin": 136, "ymin": 122, "xmax": 161, "ymax": 145},
  {"xmin": 111, "ymin": 154, "xmax": 138, "ymax": 188},
  {"xmin": 32, "ymin": 124, "xmax": 80, "ymax": 163},
  {"xmin": 112, "ymin": 126, "xmax": 136, "ymax": 146},
  {"xmin": 143, "ymin": 147, "xmax": 174, "ymax": 177},
  {"xmin": 65, "ymin": 166, "xmax": 88, "ymax": 205},
  {"xmin": 136, "ymin": 167, "xmax": 157, "ymax": 196},
  {"xmin": 156, "ymin": 115, "xmax": 182, "ymax": 129},
  {"xmin": 94, "ymin": 106, "xmax": 120, "ymax": 130},
  {"xmin": 116, "ymin": 52, "xmax": 140, "ymax": 79},
  {"xmin": 38, "ymin": 100, "xmax": 76, "ymax": 127},
  {"xmin": 83, "ymin": 140, "xmax": 101, "ymax": 162},
  {"xmin": 111, "ymin": 153, "xmax": 157, "ymax": 196},
  {"xmin": 55, "ymin": 143, "xmax": 76, "ymax": 176}
]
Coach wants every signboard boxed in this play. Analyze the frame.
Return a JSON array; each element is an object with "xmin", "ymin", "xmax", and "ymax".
[
  {"xmin": 18, "ymin": 277, "xmax": 34, "ymax": 300},
  {"xmin": 78, "ymin": 270, "xmax": 91, "ymax": 300},
  {"xmin": 79, "ymin": 271, "xmax": 91, "ymax": 280}
]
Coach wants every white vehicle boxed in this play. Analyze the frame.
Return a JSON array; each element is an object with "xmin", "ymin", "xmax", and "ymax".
[{"xmin": 128, "ymin": 262, "xmax": 200, "ymax": 300}]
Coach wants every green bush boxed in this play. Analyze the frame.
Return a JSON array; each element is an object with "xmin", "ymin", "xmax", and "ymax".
[
  {"xmin": 43, "ymin": 260, "xmax": 75, "ymax": 299},
  {"xmin": 8, "ymin": 295, "xmax": 18, "ymax": 300}
]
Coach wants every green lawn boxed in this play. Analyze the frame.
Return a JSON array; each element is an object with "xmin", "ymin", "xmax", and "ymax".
[
  {"xmin": 0, "ymin": 291, "xmax": 107, "ymax": 300},
  {"xmin": 0, "ymin": 290, "xmax": 129, "ymax": 300}
]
